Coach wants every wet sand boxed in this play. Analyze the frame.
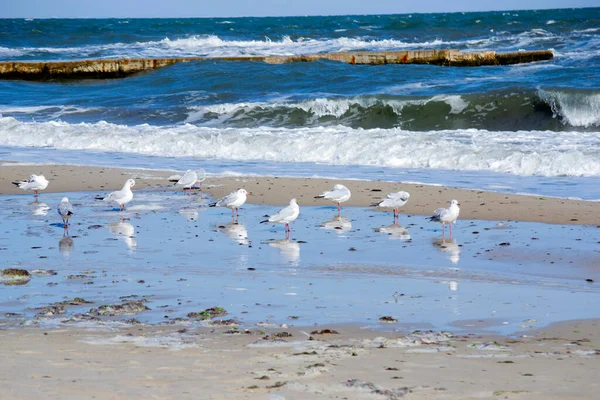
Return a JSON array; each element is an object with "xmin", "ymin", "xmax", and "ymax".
[
  {"xmin": 1, "ymin": 320, "xmax": 599, "ymax": 399},
  {"xmin": 1, "ymin": 163, "xmax": 599, "ymax": 225},
  {"xmin": 2, "ymin": 163, "xmax": 600, "ymax": 399}
]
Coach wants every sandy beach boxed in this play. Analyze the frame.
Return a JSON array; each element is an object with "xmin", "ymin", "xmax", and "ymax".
[
  {"xmin": 1, "ymin": 162, "xmax": 600, "ymax": 399},
  {"xmin": 1, "ymin": 320, "xmax": 599, "ymax": 399},
  {"xmin": 1, "ymin": 163, "xmax": 599, "ymax": 225}
]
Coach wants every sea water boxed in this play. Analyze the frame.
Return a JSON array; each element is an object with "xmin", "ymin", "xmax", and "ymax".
[{"xmin": 0, "ymin": 9, "xmax": 599, "ymax": 198}]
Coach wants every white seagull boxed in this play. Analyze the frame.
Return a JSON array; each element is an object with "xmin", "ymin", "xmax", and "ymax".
[
  {"xmin": 96, "ymin": 178, "xmax": 136, "ymax": 211},
  {"xmin": 261, "ymin": 198, "xmax": 300, "ymax": 235},
  {"xmin": 373, "ymin": 191, "xmax": 410, "ymax": 220},
  {"xmin": 57, "ymin": 197, "xmax": 74, "ymax": 227},
  {"xmin": 315, "ymin": 184, "xmax": 351, "ymax": 213},
  {"xmin": 12, "ymin": 174, "xmax": 49, "ymax": 196},
  {"xmin": 171, "ymin": 168, "xmax": 206, "ymax": 194},
  {"xmin": 429, "ymin": 199, "xmax": 460, "ymax": 236},
  {"xmin": 209, "ymin": 188, "xmax": 250, "ymax": 218}
]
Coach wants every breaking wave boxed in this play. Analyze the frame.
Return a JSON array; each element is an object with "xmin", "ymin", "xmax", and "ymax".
[
  {"xmin": 0, "ymin": 116, "xmax": 598, "ymax": 177},
  {"xmin": 182, "ymin": 88, "xmax": 600, "ymax": 131}
]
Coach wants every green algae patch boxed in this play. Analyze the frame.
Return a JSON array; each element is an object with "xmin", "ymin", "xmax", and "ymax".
[
  {"xmin": 187, "ymin": 307, "xmax": 228, "ymax": 320},
  {"xmin": 1, "ymin": 268, "xmax": 31, "ymax": 285}
]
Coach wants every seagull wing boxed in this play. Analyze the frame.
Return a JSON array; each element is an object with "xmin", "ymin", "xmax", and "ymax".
[
  {"xmin": 58, "ymin": 202, "xmax": 73, "ymax": 216},
  {"xmin": 388, "ymin": 191, "xmax": 409, "ymax": 202},
  {"xmin": 430, "ymin": 207, "xmax": 447, "ymax": 221},
  {"xmin": 217, "ymin": 191, "xmax": 238, "ymax": 207},
  {"xmin": 196, "ymin": 168, "xmax": 206, "ymax": 182},
  {"xmin": 269, "ymin": 205, "xmax": 295, "ymax": 223},
  {"xmin": 177, "ymin": 170, "xmax": 197, "ymax": 187}
]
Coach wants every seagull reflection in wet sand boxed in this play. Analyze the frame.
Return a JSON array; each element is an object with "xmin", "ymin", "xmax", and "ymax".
[
  {"xmin": 218, "ymin": 222, "xmax": 249, "ymax": 245},
  {"xmin": 374, "ymin": 223, "xmax": 411, "ymax": 240},
  {"xmin": 319, "ymin": 215, "xmax": 352, "ymax": 233},
  {"xmin": 178, "ymin": 207, "xmax": 199, "ymax": 221},
  {"xmin": 109, "ymin": 219, "xmax": 137, "ymax": 249},
  {"xmin": 268, "ymin": 239, "xmax": 300, "ymax": 264},
  {"xmin": 29, "ymin": 200, "xmax": 50, "ymax": 216},
  {"xmin": 432, "ymin": 237, "xmax": 460, "ymax": 264},
  {"xmin": 59, "ymin": 231, "xmax": 74, "ymax": 256}
]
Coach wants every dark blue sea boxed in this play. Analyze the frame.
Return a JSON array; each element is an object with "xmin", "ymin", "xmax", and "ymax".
[{"xmin": 1, "ymin": 8, "xmax": 599, "ymax": 198}]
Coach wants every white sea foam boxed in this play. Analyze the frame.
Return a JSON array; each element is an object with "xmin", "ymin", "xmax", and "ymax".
[
  {"xmin": 428, "ymin": 95, "xmax": 469, "ymax": 114},
  {"xmin": 0, "ymin": 105, "xmax": 97, "ymax": 119},
  {"xmin": 1, "ymin": 116, "xmax": 599, "ymax": 178},
  {"xmin": 538, "ymin": 89, "xmax": 600, "ymax": 128},
  {"xmin": 0, "ymin": 31, "xmax": 571, "ymax": 60}
]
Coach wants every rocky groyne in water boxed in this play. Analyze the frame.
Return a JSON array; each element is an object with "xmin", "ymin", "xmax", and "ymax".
[{"xmin": 0, "ymin": 49, "xmax": 553, "ymax": 80}]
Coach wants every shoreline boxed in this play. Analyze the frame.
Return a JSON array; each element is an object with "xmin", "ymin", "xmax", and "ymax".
[
  {"xmin": 1, "ymin": 163, "xmax": 599, "ymax": 226},
  {"xmin": 1, "ymin": 319, "xmax": 598, "ymax": 399}
]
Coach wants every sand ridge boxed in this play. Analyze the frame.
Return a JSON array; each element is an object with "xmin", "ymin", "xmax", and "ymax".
[{"xmin": 1, "ymin": 164, "xmax": 599, "ymax": 226}]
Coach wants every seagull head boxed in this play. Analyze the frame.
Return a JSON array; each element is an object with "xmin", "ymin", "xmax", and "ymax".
[
  {"xmin": 333, "ymin": 184, "xmax": 346, "ymax": 190},
  {"xmin": 450, "ymin": 199, "xmax": 460, "ymax": 207},
  {"xmin": 61, "ymin": 197, "xmax": 69, "ymax": 203},
  {"xmin": 238, "ymin": 188, "xmax": 251, "ymax": 196},
  {"xmin": 290, "ymin": 198, "xmax": 298, "ymax": 205},
  {"xmin": 126, "ymin": 179, "xmax": 136, "ymax": 189}
]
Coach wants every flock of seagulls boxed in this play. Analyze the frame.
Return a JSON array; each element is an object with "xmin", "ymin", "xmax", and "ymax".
[{"xmin": 11, "ymin": 173, "xmax": 461, "ymax": 237}]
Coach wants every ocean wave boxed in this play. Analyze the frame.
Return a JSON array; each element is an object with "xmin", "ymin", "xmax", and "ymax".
[
  {"xmin": 538, "ymin": 89, "xmax": 600, "ymax": 128},
  {"xmin": 0, "ymin": 30, "xmax": 588, "ymax": 60},
  {"xmin": 3, "ymin": 89, "xmax": 597, "ymax": 132},
  {"xmin": 180, "ymin": 89, "xmax": 599, "ymax": 131},
  {"xmin": 1, "ymin": 116, "xmax": 598, "ymax": 177}
]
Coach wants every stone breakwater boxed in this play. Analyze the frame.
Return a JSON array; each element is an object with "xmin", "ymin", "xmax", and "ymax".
[{"xmin": 0, "ymin": 49, "xmax": 553, "ymax": 80}]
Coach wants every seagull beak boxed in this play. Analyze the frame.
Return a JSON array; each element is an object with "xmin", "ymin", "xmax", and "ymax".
[{"xmin": 246, "ymin": 192, "xmax": 252, "ymax": 195}]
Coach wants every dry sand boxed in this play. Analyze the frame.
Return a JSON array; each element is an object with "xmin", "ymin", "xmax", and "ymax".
[
  {"xmin": 1, "ymin": 320, "xmax": 599, "ymax": 399},
  {"xmin": 1, "ymin": 164, "xmax": 599, "ymax": 225}
]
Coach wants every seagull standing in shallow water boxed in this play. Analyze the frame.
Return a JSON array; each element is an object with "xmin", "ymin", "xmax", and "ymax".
[
  {"xmin": 12, "ymin": 174, "xmax": 49, "ymax": 197},
  {"xmin": 96, "ymin": 179, "xmax": 136, "ymax": 211},
  {"xmin": 209, "ymin": 188, "xmax": 250, "ymax": 218},
  {"xmin": 171, "ymin": 168, "xmax": 206, "ymax": 194},
  {"xmin": 429, "ymin": 199, "xmax": 460, "ymax": 237},
  {"xmin": 261, "ymin": 198, "xmax": 300, "ymax": 238},
  {"xmin": 373, "ymin": 191, "xmax": 410, "ymax": 221},
  {"xmin": 57, "ymin": 197, "xmax": 74, "ymax": 227},
  {"xmin": 315, "ymin": 184, "xmax": 351, "ymax": 214},
  {"xmin": 173, "ymin": 170, "xmax": 198, "ymax": 195}
]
